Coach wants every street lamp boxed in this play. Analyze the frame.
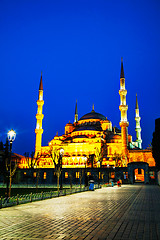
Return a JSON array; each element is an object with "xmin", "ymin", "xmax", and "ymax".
[
  {"xmin": 84, "ymin": 157, "xmax": 87, "ymax": 169},
  {"xmin": 59, "ymin": 148, "xmax": 64, "ymax": 190},
  {"xmin": 84, "ymin": 156, "xmax": 88, "ymax": 187},
  {"xmin": 7, "ymin": 129, "xmax": 16, "ymax": 142},
  {"xmin": 8, "ymin": 129, "xmax": 16, "ymax": 151},
  {"xmin": 7, "ymin": 129, "xmax": 16, "ymax": 198},
  {"xmin": 97, "ymin": 160, "xmax": 100, "ymax": 167},
  {"xmin": 97, "ymin": 160, "xmax": 101, "ymax": 187}
]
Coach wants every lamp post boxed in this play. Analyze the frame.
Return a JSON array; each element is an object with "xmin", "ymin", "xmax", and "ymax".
[
  {"xmin": 97, "ymin": 160, "xmax": 100, "ymax": 187},
  {"xmin": 59, "ymin": 148, "xmax": 64, "ymax": 190},
  {"xmin": 84, "ymin": 157, "xmax": 88, "ymax": 187},
  {"xmin": 7, "ymin": 129, "xmax": 16, "ymax": 198},
  {"xmin": 84, "ymin": 157, "xmax": 87, "ymax": 169}
]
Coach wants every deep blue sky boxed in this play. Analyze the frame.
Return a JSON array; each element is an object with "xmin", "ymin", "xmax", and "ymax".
[{"xmin": 0, "ymin": 0, "xmax": 160, "ymax": 155}]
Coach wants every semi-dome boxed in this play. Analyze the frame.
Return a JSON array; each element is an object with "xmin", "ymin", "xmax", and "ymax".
[{"xmin": 79, "ymin": 110, "xmax": 106, "ymax": 121}]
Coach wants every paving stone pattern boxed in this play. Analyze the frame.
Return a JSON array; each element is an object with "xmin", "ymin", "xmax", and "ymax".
[{"xmin": 0, "ymin": 185, "xmax": 160, "ymax": 239}]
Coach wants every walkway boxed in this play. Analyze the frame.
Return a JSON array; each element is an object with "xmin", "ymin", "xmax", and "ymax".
[{"xmin": 0, "ymin": 185, "xmax": 160, "ymax": 239}]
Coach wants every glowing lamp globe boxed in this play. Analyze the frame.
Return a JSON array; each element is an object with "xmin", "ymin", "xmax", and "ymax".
[
  {"xmin": 7, "ymin": 129, "xmax": 16, "ymax": 142},
  {"xmin": 60, "ymin": 148, "xmax": 64, "ymax": 156}
]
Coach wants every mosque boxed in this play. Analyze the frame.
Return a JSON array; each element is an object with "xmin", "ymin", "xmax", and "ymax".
[{"xmin": 19, "ymin": 60, "xmax": 156, "ymax": 184}]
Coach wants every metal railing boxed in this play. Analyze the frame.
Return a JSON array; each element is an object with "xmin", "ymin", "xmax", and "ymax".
[{"xmin": 0, "ymin": 184, "xmax": 101, "ymax": 209}]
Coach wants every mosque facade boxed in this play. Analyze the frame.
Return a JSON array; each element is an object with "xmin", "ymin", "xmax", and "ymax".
[{"xmin": 19, "ymin": 60, "xmax": 156, "ymax": 183}]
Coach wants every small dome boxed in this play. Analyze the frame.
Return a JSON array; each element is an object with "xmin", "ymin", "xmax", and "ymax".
[
  {"xmin": 103, "ymin": 119, "xmax": 110, "ymax": 123},
  {"xmin": 79, "ymin": 110, "xmax": 106, "ymax": 121},
  {"xmin": 66, "ymin": 121, "xmax": 72, "ymax": 126},
  {"xmin": 108, "ymin": 134, "xmax": 121, "ymax": 139},
  {"xmin": 112, "ymin": 134, "xmax": 121, "ymax": 139}
]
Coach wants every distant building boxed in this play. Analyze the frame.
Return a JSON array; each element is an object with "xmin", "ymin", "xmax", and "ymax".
[{"xmin": 19, "ymin": 60, "xmax": 156, "ymax": 184}]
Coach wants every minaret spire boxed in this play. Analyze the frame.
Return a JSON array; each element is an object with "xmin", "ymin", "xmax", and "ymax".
[
  {"xmin": 119, "ymin": 58, "xmax": 129, "ymax": 156},
  {"xmin": 35, "ymin": 73, "xmax": 44, "ymax": 156},
  {"xmin": 120, "ymin": 57, "xmax": 125, "ymax": 78},
  {"xmin": 74, "ymin": 100, "xmax": 78, "ymax": 123},
  {"xmin": 135, "ymin": 94, "xmax": 142, "ymax": 149},
  {"xmin": 136, "ymin": 93, "xmax": 139, "ymax": 109},
  {"xmin": 92, "ymin": 103, "xmax": 95, "ymax": 112},
  {"xmin": 39, "ymin": 72, "xmax": 43, "ymax": 90}
]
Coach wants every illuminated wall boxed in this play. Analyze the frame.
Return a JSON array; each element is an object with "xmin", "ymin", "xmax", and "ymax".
[{"xmin": 128, "ymin": 149, "xmax": 155, "ymax": 167}]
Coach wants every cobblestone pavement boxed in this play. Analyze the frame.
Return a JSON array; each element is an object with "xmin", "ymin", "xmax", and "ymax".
[{"xmin": 0, "ymin": 185, "xmax": 160, "ymax": 240}]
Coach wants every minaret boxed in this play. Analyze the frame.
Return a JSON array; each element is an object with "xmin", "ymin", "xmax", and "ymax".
[
  {"xmin": 135, "ymin": 94, "xmax": 142, "ymax": 149},
  {"xmin": 35, "ymin": 73, "xmax": 44, "ymax": 156},
  {"xmin": 74, "ymin": 100, "xmax": 78, "ymax": 123},
  {"xmin": 119, "ymin": 58, "xmax": 129, "ymax": 156}
]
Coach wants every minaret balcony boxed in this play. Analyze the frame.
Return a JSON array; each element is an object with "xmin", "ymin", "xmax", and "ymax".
[
  {"xmin": 136, "ymin": 139, "xmax": 142, "ymax": 143},
  {"xmin": 36, "ymin": 114, "xmax": 44, "ymax": 120},
  {"xmin": 119, "ymin": 89, "xmax": 127, "ymax": 95},
  {"xmin": 119, "ymin": 121, "xmax": 129, "ymax": 127},
  {"xmin": 35, "ymin": 129, "xmax": 43, "ymax": 134},
  {"xmin": 135, "ymin": 116, "xmax": 141, "ymax": 121},
  {"xmin": 37, "ymin": 100, "xmax": 44, "ymax": 105},
  {"xmin": 135, "ymin": 127, "xmax": 141, "ymax": 132},
  {"xmin": 119, "ymin": 105, "xmax": 128, "ymax": 111}
]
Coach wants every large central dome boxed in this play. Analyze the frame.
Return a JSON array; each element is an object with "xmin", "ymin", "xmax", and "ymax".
[{"xmin": 79, "ymin": 110, "xmax": 106, "ymax": 121}]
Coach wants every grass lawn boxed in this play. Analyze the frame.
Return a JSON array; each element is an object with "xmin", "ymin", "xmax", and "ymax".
[{"xmin": 0, "ymin": 187, "xmax": 58, "ymax": 198}]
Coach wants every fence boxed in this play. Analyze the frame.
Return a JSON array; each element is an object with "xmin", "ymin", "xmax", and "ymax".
[
  {"xmin": 158, "ymin": 171, "xmax": 160, "ymax": 185},
  {"xmin": 0, "ymin": 184, "xmax": 101, "ymax": 209}
]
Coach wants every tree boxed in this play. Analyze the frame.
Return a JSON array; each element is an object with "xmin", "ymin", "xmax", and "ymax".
[
  {"xmin": 69, "ymin": 172, "xmax": 73, "ymax": 189},
  {"xmin": 152, "ymin": 118, "xmax": 160, "ymax": 169},
  {"xmin": 0, "ymin": 141, "xmax": 4, "ymax": 151},
  {"xmin": 87, "ymin": 154, "xmax": 96, "ymax": 168},
  {"xmin": 24, "ymin": 152, "xmax": 42, "ymax": 189},
  {"xmin": 94, "ymin": 146, "xmax": 107, "ymax": 185},
  {"xmin": 4, "ymin": 139, "xmax": 19, "ymax": 198},
  {"xmin": 43, "ymin": 147, "xmax": 64, "ymax": 191},
  {"xmin": 95, "ymin": 147, "xmax": 104, "ymax": 167},
  {"xmin": 79, "ymin": 170, "xmax": 84, "ymax": 189},
  {"xmin": 0, "ymin": 142, "xmax": 5, "ymax": 182},
  {"xmin": 24, "ymin": 151, "xmax": 35, "ymax": 169},
  {"xmin": 112, "ymin": 153, "xmax": 123, "ymax": 167}
]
